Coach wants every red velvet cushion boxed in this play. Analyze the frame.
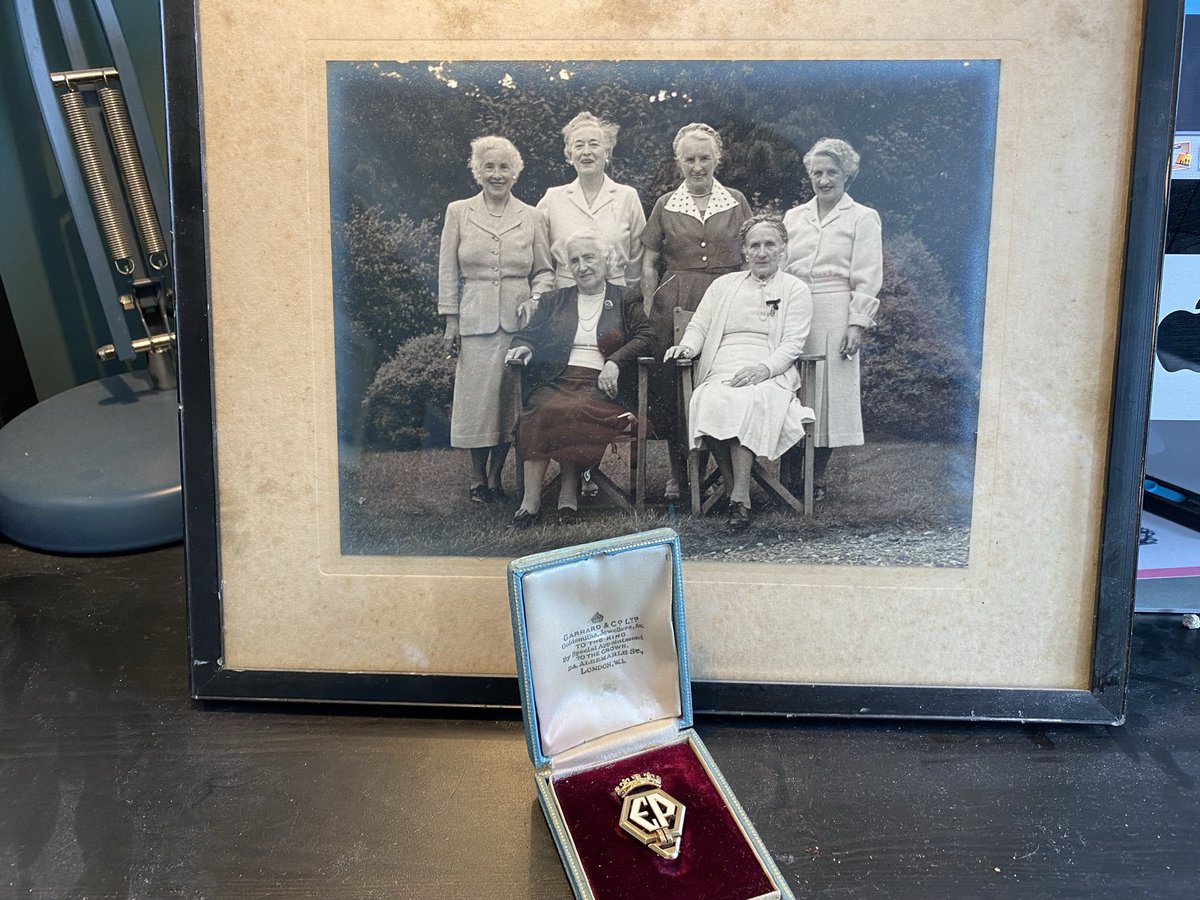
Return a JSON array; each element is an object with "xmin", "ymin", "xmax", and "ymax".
[{"xmin": 552, "ymin": 739, "xmax": 776, "ymax": 899}]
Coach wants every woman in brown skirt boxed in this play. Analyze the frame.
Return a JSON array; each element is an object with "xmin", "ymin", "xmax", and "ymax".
[{"xmin": 505, "ymin": 229, "xmax": 655, "ymax": 526}]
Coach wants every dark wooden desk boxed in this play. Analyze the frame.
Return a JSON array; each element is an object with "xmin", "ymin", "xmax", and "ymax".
[{"xmin": 1, "ymin": 542, "xmax": 1197, "ymax": 898}]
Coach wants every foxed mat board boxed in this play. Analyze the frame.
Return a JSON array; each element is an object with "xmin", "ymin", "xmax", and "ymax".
[{"xmin": 191, "ymin": 0, "xmax": 1147, "ymax": 693}]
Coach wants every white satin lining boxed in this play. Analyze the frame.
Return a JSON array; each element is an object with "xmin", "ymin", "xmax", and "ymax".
[
  {"xmin": 521, "ymin": 544, "xmax": 682, "ymax": 761},
  {"xmin": 550, "ymin": 720, "xmax": 683, "ymax": 777}
]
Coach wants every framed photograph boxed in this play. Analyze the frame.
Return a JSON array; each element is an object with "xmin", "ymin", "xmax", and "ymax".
[{"xmin": 169, "ymin": 0, "xmax": 1180, "ymax": 720}]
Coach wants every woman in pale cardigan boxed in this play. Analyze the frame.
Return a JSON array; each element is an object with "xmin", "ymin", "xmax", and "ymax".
[
  {"xmin": 664, "ymin": 216, "xmax": 814, "ymax": 530},
  {"xmin": 782, "ymin": 137, "xmax": 883, "ymax": 498}
]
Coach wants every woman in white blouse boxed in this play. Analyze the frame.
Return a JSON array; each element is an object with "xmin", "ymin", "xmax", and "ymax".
[
  {"xmin": 535, "ymin": 111, "xmax": 647, "ymax": 501},
  {"xmin": 782, "ymin": 138, "xmax": 883, "ymax": 497},
  {"xmin": 536, "ymin": 111, "xmax": 646, "ymax": 291}
]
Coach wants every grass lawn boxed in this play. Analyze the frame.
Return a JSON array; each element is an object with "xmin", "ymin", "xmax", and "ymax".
[{"xmin": 338, "ymin": 437, "xmax": 976, "ymax": 567}]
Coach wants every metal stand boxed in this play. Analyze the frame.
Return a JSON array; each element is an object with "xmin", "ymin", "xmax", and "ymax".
[{"xmin": 1, "ymin": 1, "xmax": 182, "ymax": 552}]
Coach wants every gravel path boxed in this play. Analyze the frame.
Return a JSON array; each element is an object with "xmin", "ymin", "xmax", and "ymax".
[{"xmin": 685, "ymin": 523, "xmax": 972, "ymax": 567}]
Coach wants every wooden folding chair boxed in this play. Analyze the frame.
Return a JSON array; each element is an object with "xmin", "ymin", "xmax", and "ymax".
[{"xmin": 674, "ymin": 308, "xmax": 824, "ymax": 517}]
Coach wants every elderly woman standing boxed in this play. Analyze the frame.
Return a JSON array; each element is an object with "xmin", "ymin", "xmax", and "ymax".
[
  {"xmin": 537, "ymin": 111, "xmax": 646, "ymax": 291},
  {"xmin": 505, "ymin": 229, "xmax": 655, "ymax": 527},
  {"xmin": 439, "ymin": 135, "xmax": 553, "ymax": 503},
  {"xmin": 641, "ymin": 122, "xmax": 752, "ymax": 498},
  {"xmin": 664, "ymin": 215, "xmax": 814, "ymax": 530},
  {"xmin": 783, "ymin": 138, "xmax": 882, "ymax": 497}
]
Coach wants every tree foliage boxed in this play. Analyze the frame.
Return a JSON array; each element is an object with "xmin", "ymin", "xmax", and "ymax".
[
  {"xmin": 864, "ymin": 231, "xmax": 980, "ymax": 440},
  {"xmin": 327, "ymin": 59, "xmax": 996, "ymax": 442},
  {"xmin": 333, "ymin": 202, "xmax": 440, "ymax": 367}
]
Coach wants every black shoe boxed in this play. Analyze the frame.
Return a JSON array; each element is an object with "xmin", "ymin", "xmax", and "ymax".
[
  {"xmin": 469, "ymin": 484, "xmax": 491, "ymax": 503},
  {"xmin": 557, "ymin": 508, "xmax": 580, "ymax": 526},
  {"xmin": 726, "ymin": 501, "xmax": 751, "ymax": 530},
  {"xmin": 512, "ymin": 508, "xmax": 540, "ymax": 529},
  {"xmin": 490, "ymin": 485, "xmax": 508, "ymax": 504}
]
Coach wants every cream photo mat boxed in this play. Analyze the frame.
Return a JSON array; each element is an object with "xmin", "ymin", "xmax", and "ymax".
[{"xmin": 195, "ymin": 0, "xmax": 1144, "ymax": 690}]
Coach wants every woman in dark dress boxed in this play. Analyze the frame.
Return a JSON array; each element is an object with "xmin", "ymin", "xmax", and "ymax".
[
  {"xmin": 505, "ymin": 230, "xmax": 655, "ymax": 526},
  {"xmin": 640, "ymin": 123, "xmax": 752, "ymax": 498}
]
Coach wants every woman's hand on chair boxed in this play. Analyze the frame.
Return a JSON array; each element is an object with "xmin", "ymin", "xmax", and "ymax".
[
  {"xmin": 506, "ymin": 346, "xmax": 532, "ymax": 367},
  {"xmin": 728, "ymin": 364, "xmax": 770, "ymax": 388},
  {"xmin": 597, "ymin": 361, "xmax": 620, "ymax": 398},
  {"xmin": 663, "ymin": 345, "xmax": 693, "ymax": 361}
]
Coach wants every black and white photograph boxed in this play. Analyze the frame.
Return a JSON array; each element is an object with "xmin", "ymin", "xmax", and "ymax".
[
  {"xmin": 327, "ymin": 58, "xmax": 999, "ymax": 566},
  {"xmin": 173, "ymin": 0, "xmax": 1158, "ymax": 714}
]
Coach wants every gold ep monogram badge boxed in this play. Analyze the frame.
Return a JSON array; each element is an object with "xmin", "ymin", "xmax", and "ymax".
[{"xmin": 615, "ymin": 773, "xmax": 686, "ymax": 860}]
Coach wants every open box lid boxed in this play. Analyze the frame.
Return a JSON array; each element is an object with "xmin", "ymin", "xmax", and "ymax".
[{"xmin": 507, "ymin": 529, "xmax": 693, "ymax": 771}]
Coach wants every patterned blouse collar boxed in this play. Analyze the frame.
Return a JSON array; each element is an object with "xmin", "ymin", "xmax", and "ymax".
[{"xmin": 664, "ymin": 179, "xmax": 739, "ymax": 222}]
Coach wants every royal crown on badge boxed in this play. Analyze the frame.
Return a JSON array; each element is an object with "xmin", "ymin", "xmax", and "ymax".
[{"xmin": 615, "ymin": 772, "xmax": 662, "ymax": 797}]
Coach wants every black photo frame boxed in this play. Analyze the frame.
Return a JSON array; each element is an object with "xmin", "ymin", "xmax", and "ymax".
[{"xmin": 167, "ymin": 0, "xmax": 1181, "ymax": 721}]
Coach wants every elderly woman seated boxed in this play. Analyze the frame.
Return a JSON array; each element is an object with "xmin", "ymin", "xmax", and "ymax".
[
  {"xmin": 505, "ymin": 229, "xmax": 656, "ymax": 527},
  {"xmin": 663, "ymin": 215, "xmax": 814, "ymax": 530}
]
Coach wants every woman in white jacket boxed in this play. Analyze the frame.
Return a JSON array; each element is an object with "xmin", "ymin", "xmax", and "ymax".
[{"xmin": 783, "ymin": 138, "xmax": 883, "ymax": 498}]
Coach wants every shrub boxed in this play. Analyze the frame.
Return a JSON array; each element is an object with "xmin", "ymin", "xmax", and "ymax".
[
  {"xmin": 861, "ymin": 230, "xmax": 981, "ymax": 441},
  {"xmin": 363, "ymin": 333, "xmax": 456, "ymax": 449},
  {"xmin": 333, "ymin": 202, "xmax": 441, "ymax": 370}
]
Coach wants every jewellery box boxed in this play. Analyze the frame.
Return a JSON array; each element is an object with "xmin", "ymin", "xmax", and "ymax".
[{"xmin": 507, "ymin": 528, "xmax": 794, "ymax": 900}]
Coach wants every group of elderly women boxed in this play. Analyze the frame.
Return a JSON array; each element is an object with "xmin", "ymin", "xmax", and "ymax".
[{"xmin": 437, "ymin": 112, "xmax": 882, "ymax": 530}]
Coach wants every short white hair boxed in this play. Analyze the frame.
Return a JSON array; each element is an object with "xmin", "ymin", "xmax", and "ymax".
[
  {"xmin": 559, "ymin": 228, "xmax": 619, "ymax": 279},
  {"xmin": 468, "ymin": 135, "xmax": 524, "ymax": 184},
  {"xmin": 561, "ymin": 111, "xmax": 619, "ymax": 162},
  {"xmin": 672, "ymin": 122, "xmax": 723, "ymax": 163}
]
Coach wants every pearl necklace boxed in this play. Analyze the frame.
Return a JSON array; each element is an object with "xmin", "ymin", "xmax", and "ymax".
[{"xmin": 577, "ymin": 293, "xmax": 605, "ymax": 328}]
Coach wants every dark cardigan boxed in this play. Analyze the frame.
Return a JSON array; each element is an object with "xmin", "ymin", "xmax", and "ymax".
[{"xmin": 509, "ymin": 282, "xmax": 656, "ymax": 411}]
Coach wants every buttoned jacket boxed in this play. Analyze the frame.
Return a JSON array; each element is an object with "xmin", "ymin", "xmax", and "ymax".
[
  {"xmin": 782, "ymin": 194, "xmax": 882, "ymax": 328},
  {"xmin": 537, "ymin": 176, "xmax": 646, "ymax": 289},
  {"xmin": 437, "ymin": 193, "xmax": 554, "ymax": 336}
]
